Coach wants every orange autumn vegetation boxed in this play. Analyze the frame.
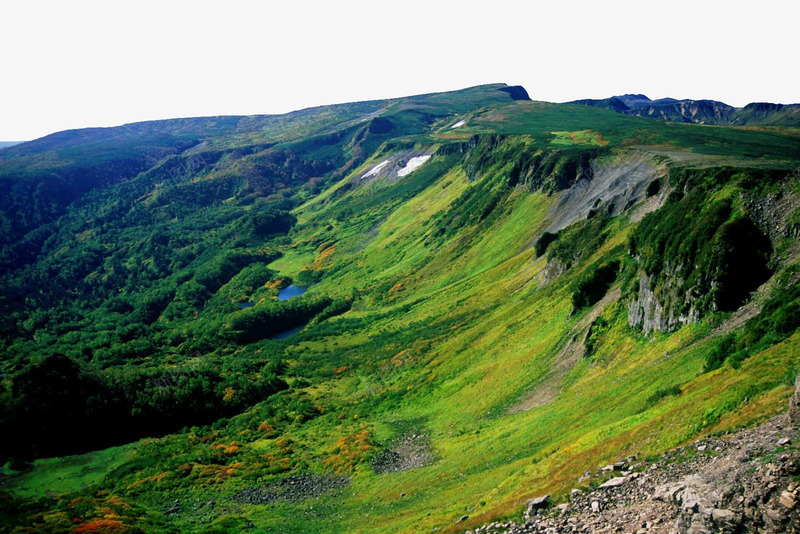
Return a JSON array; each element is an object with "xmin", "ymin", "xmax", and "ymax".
[
  {"xmin": 72, "ymin": 518, "xmax": 128, "ymax": 533},
  {"xmin": 258, "ymin": 437, "xmax": 294, "ymax": 472},
  {"xmin": 211, "ymin": 441, "xmax": 239, "ymax": 454},
  {"xmin": 104, "ymin": 496, "xmax": 125, "ymax": 507},
  {"xmin": 389, "ymin": 281, "xmax": 404, "ymax": 293},
  {"xmin": 263, "ymin": 278, "xmax": 285, "ymax": 290},
  {"xmin": 199, "ymin": 432, "xmax": 219, "ymax": 443},
  {"xmin": 44, "ymin": 494, "xmax": 139, "ymax": 534},
  {"xmin": 257, "ymin": 421, "xmax": 278, "ymax": 437},
  {"xmin": 322, "ymin": 430, "xmax": 373, "ymax": 473},
  {"xmin": 311, "ymin": 244, "xmax": 336, "ymax": 270},
  {"xmin": 194, "ymin": 461, "xmax": 245, "ymax": 484}
]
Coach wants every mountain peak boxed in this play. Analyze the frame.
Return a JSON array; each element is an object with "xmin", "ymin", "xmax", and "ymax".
[{"xmin": 498, "ymin": 85, "xmax": 531, "ymax": 101}]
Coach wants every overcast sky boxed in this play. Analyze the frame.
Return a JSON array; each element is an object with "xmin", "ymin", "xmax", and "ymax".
[{"xmin": 1, "ymin": 0, "xmax": 798, "ymax": 140}]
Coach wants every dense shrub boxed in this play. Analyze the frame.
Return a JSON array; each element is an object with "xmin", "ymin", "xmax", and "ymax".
[
  {"xmin": 703, "ymin": 281, "xmax": 800, "ymax": 373},
  {"xmin": 629, "ymin": 167, "xmax": 773, "ymax": 320},
  {"xmin": 548, "ymin": 217, "xmax": 610, "ymax": 268},
  {"xmin": 704, "ymin": 333, "xmax": 737, "ymax": 372},
  {"xmin": 534, "ymin": 231, "xmax": 558, "ymax": 257},
  {"xmin": 246, "ymin": 209, "xmax": 297, "ymax": 237},
  {"xmin": 0, "ymin": 352, "xmax": 288, "ymax": 462},
  {"xmin": 572, "ymin": 261, "xmax": 620, "ymax": 311},
  {"xmin": 645, "ymin": 385, "xmax": 682, "ymax": 406}
]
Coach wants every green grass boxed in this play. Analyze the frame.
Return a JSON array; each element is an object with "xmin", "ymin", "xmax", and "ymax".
[
  {"xmin": 1, "ymin": 440, "xmax": 142, "ymax": 498},
  {"xmin": 3, "ymin": 84, "xmax": 800, "ymax": 533}
]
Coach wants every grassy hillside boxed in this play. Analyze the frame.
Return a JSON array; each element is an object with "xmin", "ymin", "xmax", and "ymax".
[{"xmin": 1, "ymin": 84, "xmax": 800, "ymax": 533}]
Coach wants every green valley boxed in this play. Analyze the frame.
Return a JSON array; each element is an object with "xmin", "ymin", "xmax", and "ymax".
[{"xmin": 1, "ymin": 83, "xmax": 800, "ymax": 533}]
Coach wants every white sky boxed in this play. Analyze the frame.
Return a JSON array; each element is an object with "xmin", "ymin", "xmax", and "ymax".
[{"xmin": 1, "ymin": 0, "xmax": 798, "ymax": 140}]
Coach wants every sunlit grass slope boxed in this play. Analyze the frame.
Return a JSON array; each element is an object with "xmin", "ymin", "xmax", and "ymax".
[{"xmin": 250, "ymin": 138, "xmax": 800, "ymax": 532}]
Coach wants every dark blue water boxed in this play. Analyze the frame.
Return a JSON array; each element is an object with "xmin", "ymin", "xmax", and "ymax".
[
  {"xmin": 270, "ymin": 285, "xmax": 310, "ymax": 339},
  {"xmin": 271, "ymin": 325, "xmax": 305, "ymax": 340},
  {"xmin": 277, "ymin": 285, "xmax": 307, "ymax": 301}
]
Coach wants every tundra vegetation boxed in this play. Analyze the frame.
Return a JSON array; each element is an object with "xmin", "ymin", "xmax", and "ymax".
[{"xmin": 1, "ymin": 84, "xmax": 799, "ymax": 533}]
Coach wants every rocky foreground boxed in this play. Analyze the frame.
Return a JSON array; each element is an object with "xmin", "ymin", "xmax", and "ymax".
[{"xmin": 469, "ymin": 384, "xmax": 800, "ymax": 534}]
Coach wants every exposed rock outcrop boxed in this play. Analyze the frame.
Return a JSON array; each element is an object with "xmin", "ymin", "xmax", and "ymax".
[
  {"xmin": 371, "ymin": 431, "xmax": 434, "ymax": 474},
  {"xmin": 546, "ymin": 151, "xmax": 666, "ymax": 233},
  {"xmin": 743, "ymin": 190, "xmax": 800, "ymax": 241},
  {"xmin": 235, "ymin": 474, "xmax": 349, "ymax": 505},
  {"xmin": 627, "ymin": 272, "xmax": 699, "ymax": 332}
]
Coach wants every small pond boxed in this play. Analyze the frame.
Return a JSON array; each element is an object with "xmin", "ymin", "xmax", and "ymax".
[
  {"xmin": 277, "ymin": 285, "xmax": 307, "ymax": 301},
  {"xmin": 270, "ymin": 285, "xmax": 310, "ymax": 339}
]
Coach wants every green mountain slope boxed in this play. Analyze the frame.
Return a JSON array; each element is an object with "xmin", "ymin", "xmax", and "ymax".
[{"xmin": 1, "ymin": 84, "xmax": 800, "ymax": 533}]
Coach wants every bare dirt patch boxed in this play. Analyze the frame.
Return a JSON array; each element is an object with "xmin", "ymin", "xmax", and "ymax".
[{"xmin": 508, "ymin": 288, "xmax": 621, "ymax": 414}]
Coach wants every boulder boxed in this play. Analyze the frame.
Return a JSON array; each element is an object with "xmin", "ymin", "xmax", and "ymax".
[
  {"xmin": 599, "ymin": 476, "xmax": 627, "ymax": 488},
  {"xmin": 710, "ymin": 508, "xmax": 741, "ymax": 531},
  {"xmin": 780, "ymin": 490, "xmax": 797, "ymax": 510},
  {"xmin": 526, "ymin": 495, "xmax": 550, "ymax": 513},
  {"xmin": 653, "ymin": 482, "xmax": 685, "ymax": 503}
]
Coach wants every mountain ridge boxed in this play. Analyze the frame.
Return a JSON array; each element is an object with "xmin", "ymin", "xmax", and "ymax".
[{"xmin": 569, "ymin": 93, "xmax": 800, "ymax": 126}]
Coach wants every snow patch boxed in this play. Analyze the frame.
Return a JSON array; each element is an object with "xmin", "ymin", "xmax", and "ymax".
[
  {"xmin": 450, "ymin": 119, "xmax": 466, "ymax": 129},
  {"xmin": 362, "ymin": 159, "xmax": 390, "ymax": 179},
  {"xmin": 397, "ymin": 155, "xmax": 431, "ymax": 177}
]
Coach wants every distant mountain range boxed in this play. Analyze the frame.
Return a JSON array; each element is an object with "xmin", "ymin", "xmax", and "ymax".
[
  {"xmin": 0, "ymin": 141, "xmax": 24, "ymax": 149},
  {"xmin": 569, "ymin": 94, "xmax": 800, "ymax": 126}
]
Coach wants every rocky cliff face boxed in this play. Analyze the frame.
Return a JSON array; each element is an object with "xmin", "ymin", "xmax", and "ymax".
[
  {"xmin": 631, "ymin": 100, "xmax": 735, "ymax": 124},
  {"xmin": 627, "ymin": 272, "xmax": 700, "ymax": 333},
  {"xmin": 625, "ymin": 168, "xmax": 780, "ymax": 333}
]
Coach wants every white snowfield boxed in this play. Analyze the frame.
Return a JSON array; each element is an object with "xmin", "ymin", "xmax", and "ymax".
[
  {"xmin": 397, "ymin": 155, "xmax": 431, "ymax": 177},
  {"xmin": 450, "ymin": 119, "xmax": 466, "ymax": 129},
  {"xmin": 362, "ymin": 159, "xmax": 390, "ymax": 179}
]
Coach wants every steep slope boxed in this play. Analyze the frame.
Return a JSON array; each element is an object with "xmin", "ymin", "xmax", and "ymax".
[
  {"xmin": 734, "ymin": 102, "xmax": 800, "ymax": 126},
  {"xmin": 1, "ymin": 85, "xmax": 800, "ymax": 533}
]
